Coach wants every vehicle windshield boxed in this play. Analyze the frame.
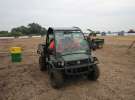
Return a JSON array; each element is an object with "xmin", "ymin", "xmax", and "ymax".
[{"xmin": 55, "ymin": 30, "xmax": 89, "ymax": 55}]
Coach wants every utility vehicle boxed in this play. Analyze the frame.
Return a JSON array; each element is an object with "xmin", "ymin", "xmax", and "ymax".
[
  {"xmin": 37, "ymin": 27, "xmax": 100, "ymax": 88},
  {"xmin": 90, "ymin": 38, "xmax": 104, "ymax": 50}
]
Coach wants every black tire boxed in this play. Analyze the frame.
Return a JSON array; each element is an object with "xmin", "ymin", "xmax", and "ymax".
[
  {"xmin": 49, "ymin": 70, "xmax": 64, "ymax": 89},
  {"xmin": 87, "ymin": 65, "xmax": 100, "ymax": 81},
  {"xmin": 39, "ymin": 56, "xmax": 47, "ymax": 71}
]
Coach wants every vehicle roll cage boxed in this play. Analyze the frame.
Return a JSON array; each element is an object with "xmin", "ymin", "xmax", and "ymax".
[{"xmin": 45, "ymin": 27, "xmax": 90, "ymax": 57}]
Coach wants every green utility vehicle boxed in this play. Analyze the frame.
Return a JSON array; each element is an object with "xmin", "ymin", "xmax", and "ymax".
[
  {"xmin": 37, "ymin": 27, "xmax": 100, "ymax": 88},
  {"xmin": 90, "ymin": 38, "xmax": 104, "ymax": 50},
  {"xmin": 86, "ymin": 33, "xmax": 104, "ymax": 50}
]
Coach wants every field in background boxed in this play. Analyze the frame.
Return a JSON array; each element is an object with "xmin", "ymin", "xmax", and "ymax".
[
  {"xmin": 97, "ymin": 36, "xmax": 135, "ymax": 47},
  {"xmin": 98, "ymin": 35, "xmax": 135, "ymax": 40},
  {"xmin": 0, "ymin": 36, "xmax": 135, "ymax": 100}
]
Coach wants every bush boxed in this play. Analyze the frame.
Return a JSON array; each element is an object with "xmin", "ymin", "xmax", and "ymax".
[
  {"xmin": 0, "ymin": 31, "xmax": 11, "ymax": 37},
  {"xmin": 11, "ymin": 32, "xmax": 23, "ymax": 37},
  {"xmin": 0, "ymin": 22, "xmax": 47, "ymax": 37}
]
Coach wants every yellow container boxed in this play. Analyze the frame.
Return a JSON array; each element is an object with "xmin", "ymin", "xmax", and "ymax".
[
  {"xmin": 10, "ymin": 47, "xmax": 22, "ymax": 54},
  {"xmin": 10, "ymin": 47, "xmax": 22, "ymax": 62}
]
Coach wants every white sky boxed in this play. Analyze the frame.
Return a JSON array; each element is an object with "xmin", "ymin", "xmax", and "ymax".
[{"xmin": 0, "ymin": 0, "xmax": 135, "ymax": 32}]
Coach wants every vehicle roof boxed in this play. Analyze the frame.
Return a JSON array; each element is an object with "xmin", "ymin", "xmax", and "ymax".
[{"xmin": 48, "ymin": 27, "xmax": 81, "ymax": 31}]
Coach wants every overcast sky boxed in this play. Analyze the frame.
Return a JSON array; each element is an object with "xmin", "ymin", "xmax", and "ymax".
[{"xmin": 0, "ymin": 0, "xmax": 135, "ymax": 32}]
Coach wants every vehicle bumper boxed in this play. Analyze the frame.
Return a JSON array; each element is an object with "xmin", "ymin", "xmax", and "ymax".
[{"xmin": 55, "ymin": 62, "xmax": 98, "ymax": 75}]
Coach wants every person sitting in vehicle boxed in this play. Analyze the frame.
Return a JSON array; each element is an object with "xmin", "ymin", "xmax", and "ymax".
[
  {"xmin": 48, "ymin": 38, "xmax": 55, "ymax": 54},
  {"xmin": 49, "ymin": 38, "xmax": 55, "ymax": 49}
]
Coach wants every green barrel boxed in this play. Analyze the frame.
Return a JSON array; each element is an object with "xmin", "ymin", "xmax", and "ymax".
[
  {"xmin": 11, "ymin": 53, "xmax": 22, "ymax": 62},
  {"xmin": 10, "ymin": 47, "xmax": 22, "ymax": 62}
]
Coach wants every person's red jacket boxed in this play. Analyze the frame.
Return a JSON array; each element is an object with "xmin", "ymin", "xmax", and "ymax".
[{"xmin": 49, "ymin": 40, "xmax": 55, "ymax": 49}]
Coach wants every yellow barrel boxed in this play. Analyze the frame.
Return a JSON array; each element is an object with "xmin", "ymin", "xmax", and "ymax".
[
  {"xmin": 10, "ymin": 47, "xmax": 22, "ymax": 54},
  {"xmin": 9, "ymin": 47, "xmax": 22, "ymax": 62}
]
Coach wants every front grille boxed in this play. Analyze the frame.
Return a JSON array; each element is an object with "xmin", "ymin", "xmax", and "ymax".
[
  {"xmin": 81, "ymin": 59, "xmax": 89, "ymax": 64},
  {"xmin": 66, "ymin": 67, "xmax": 88, "ymax": 74},
  {"xmin": 66, "ymin": 61, "xmax": 76, "ymax": 66},
  {"xmin": 66, "ymin": 59, "xmax": 89, "ymax": 66}
]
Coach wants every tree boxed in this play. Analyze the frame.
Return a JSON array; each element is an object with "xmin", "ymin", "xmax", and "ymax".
[
  {"xmin": 0, "ymin": 31, "xmax": 11, "ymax": 37},
  {"xmin": 27, "ymin": 23, "xmax": 42, "ymax": 35},
  {"xmin": 40, "ymin": 27, "xmax": 47, "ymax": 36},
  {"xmin": 0, "ymin": 31, "xmax": 8, "ymax": 34},
  {"xmin": 11, "ymin": 26, "xmax": 28, "ymax": 35},
  {"xmin": 128, "ymin": 29, "xmax": 135, "ymax": 33},
  {"xmin": 10, "ymin": 23, "xmax": 47, "ymax": 36},
  {"xmin": 108, "ymin": 31, "xmax": 112, "ymax": 34},
  {"xmin": 11, "ymin": 32, "xmax": 23, "ymax": 37}
]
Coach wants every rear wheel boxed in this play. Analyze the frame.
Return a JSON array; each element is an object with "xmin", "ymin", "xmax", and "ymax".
[
  {"xmin": 87, "ymin": 65, "xmax": 100, "ymax": 81},
  {"xmin": 49, "ymin": 70, "xmax": 64, "ymax": 89},
  {"xmin": 39, "ymin": 56, "xmax": 47, "ymax": 71}
]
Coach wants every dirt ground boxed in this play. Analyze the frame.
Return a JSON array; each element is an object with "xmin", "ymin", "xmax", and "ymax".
[{"xmin": 0, "ymin": 36, "xmax": 135, "ymax": 100}]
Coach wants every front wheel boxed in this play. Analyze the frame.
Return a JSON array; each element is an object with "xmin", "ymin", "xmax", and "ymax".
[
  {"xmin": 49, "ymin": 70, "xmax": 64, "ymax": 89},
  {"xmin": 39, "ymin": 56, "xmax": 47, "ymax": 71},
  {"xmin": 87, "ymin": 65, "xmax": 100, "ymax": 81}
]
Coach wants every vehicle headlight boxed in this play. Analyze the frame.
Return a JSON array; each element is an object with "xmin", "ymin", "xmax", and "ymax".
[
  {"xmin": 57, "ymin": 62, "xmax": 61, "ymax": 66},
  {"xmin": 61, "ymin": 61, "xmax": 65, "ymax": 66},
  {"xmin": 57, "ymin": 61, "xmax": 64, "ymax": 66}
]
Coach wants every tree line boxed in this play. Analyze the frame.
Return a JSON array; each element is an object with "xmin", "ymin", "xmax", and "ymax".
[{"xmin": 0, "ymin": 23, "xmax": 47, "ymax": 37}]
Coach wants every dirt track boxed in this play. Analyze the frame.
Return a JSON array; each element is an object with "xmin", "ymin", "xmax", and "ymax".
[{"xmin": 0, "ymin": 36, "xmax": 135, "ymax": 100}]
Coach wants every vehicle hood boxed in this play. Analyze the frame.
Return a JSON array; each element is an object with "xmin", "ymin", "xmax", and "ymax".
[{"xmin": 61, "ymin": 53, "xmax": 89, "ymax": 61}]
